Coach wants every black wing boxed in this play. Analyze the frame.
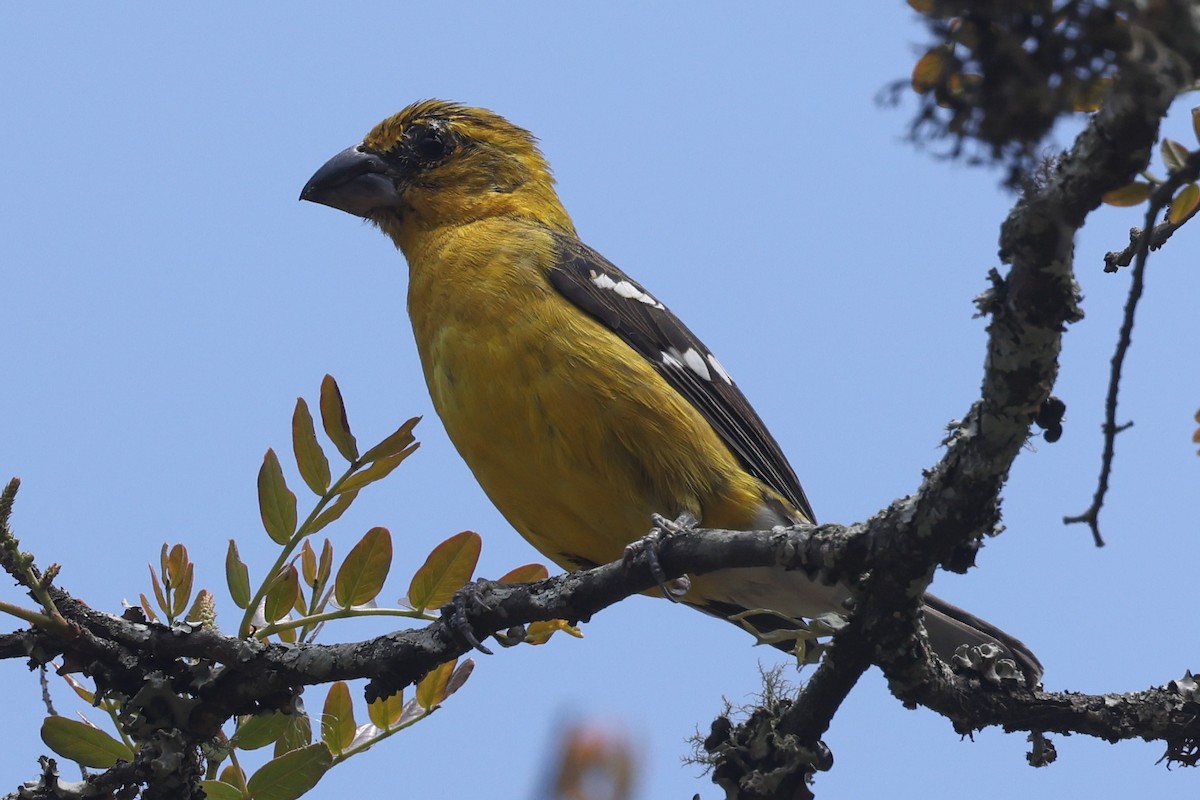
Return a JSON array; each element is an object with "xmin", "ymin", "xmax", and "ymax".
[{"xmin": 546, "ymin": 233, "xmax": 815, "ymax": 523}]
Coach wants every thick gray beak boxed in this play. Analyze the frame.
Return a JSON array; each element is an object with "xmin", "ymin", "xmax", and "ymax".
[{"xmin": 300, "ymin": 145, "xmax": 399, "ymax": 218}]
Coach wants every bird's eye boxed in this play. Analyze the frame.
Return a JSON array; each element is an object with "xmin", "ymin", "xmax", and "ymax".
[{"xmin": 410, "ymin": 124, "xmax": 450, "ymax": 162}]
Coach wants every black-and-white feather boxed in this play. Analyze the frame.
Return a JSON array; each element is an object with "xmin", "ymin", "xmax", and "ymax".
[{"xmin": 546, "ymin": 233, "xmax": 815, "ymax": 523}]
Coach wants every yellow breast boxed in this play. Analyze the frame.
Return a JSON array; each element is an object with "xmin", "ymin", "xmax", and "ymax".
[{"xmin": 404, "ymin": 219, "xmax": 767, "ymax": 571}]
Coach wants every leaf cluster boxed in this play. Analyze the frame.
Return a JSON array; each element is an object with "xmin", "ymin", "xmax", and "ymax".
[
  {"xmin": 908, "ymin": 0, "xmax": 1134, "ymax": 183},
  {"xmin": 22, "ymin": 376, "xmax": 570, "ymax": 800}
]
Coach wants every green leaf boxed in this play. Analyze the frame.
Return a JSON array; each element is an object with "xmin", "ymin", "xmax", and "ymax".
[
  {"xmin": 367, "ymin": 689, "xmax": 404, "ymax": 730},
  {"xmin": 1162, "ymin": 137, "xmax": 1190, "ymax": 172},
  {"xmin": 309, "ymin": 491, "xmax": 357, "ymax": 535},
  {"xmin": 416, "ymin": 660, "xmax": 455, "ymax": 710},
  {"xmin": 320, "ymin": 681, "xmax": 355, "ymax": 754},
  {"xmin": 317, "ymin": 539, "xmax": 334, "ymax": 590},
  {"xmin": 226, "ymin": 540, "xmax": 252, "ymax": 610},
  {"xmin": 359, "ymin": 416, "xmax": 421, "ymax": 464},
  {"xmin": 1101, "ymin": 181, "xmax": 1152, "ymax": 207},
  {"xmin": 911, "ymin": 46, "xmax": 950, "ymax": 93},
  {"xmin": 336, "ymin": 445, "xmax": 418, "ymax": 494},
  {"xmin": 198, "ymin": 781, "xmax": 244, "ymax": 800},
  {"xmin": 319, "ymin": 375, "xmax": 358, "ymax": 463},
  {"xmin": 219, "ymin": 764, "xmax": 248, "ymax": 792},
  {"xmin": 1168, "ymin": 182, "xmax": 1200, "ymax": 225},
  {"xmin": 334, "ymin": 527, "xmax": 392, "ymax": 608},
  {"xmin": 275, "ymin": 709, "xmax": 312, "ymax": 758},
  {"xmin": 1193, "ymin": 106, "xmax": 1200, "ymax": 145},
  {"xmin": 264, "ymin": 566, "xmax": 300, "ymax": 624},
  {"xmin": 292, "ymin": 398, "xmax": 331, "ymax": 496},
  {"xmin": 246, "ymin": 742, "xmax": 332, "ymax": 800},
  {"xmin": 233, "ymin": 711, "xmax": 291, "ymax": 751},
  {"xmin": 258, "ymin": 449, "xmax": 298, "ymax": 545},
  {"xmin": 300, "ymin": 540, "xmax": 318, "ymax": 588},
  {"xmin": 40, "ymin": 716, "xmax": 134, "ymax": 769},
  {"xmin": 525, "ymin": 618, "xmax": 584, "ymax": 645},
  {"xmin": 407, "ymin": 531, "xmax": 481, "ymax": 612}
]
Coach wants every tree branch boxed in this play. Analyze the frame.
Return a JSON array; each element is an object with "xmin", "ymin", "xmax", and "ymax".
[
  {"xmin": 699, "ymin": 16, "xmax": 1200, "ymax": 797},
  {"xmin": 5, "ymin": 8, "xmax": 1200, "ymax": 800},
  {"xmin": 6, "ymin": 523, "xmax": 1196, "ymax": 751}
]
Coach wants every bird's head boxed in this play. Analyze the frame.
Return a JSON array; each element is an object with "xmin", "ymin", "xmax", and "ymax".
[{"xmin": 301, "ymin": 100, "xmax": 575, "ymax": 251}]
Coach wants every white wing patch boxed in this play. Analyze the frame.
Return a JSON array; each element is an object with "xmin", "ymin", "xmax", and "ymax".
[
  {"xmin": 680, "ymin": 347, "xmax": 711, "ymax": 381},
  {"xmin": 663, "ymin": 346, "xmax": 719, "ymax": 382},
  {"xmin": 589, "ymin": 271, "xmax": 665, "ymax": 309},
  {"xmin": 707, "ymin": 353, "xmax": 734, "ymax": 385}
]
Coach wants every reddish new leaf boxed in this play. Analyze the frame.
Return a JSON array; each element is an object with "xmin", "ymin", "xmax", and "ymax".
[
  {"xmin": 498, "ymin": 563, "xmax": 549, "ymax": 584},
  {"xmin": 360, "ymin": 416, "xmax": 421, "ymax": 464},
  {"xmin": 309, "ymin": 490, "xmax": 357, "ymax": 534},
  {"xmin": 319, "ymin": 375, "xmax": 358, "ymax": 463},
  {"xmin": 336, "ymin": 446, "xmax": 418, "ymax": 494}
]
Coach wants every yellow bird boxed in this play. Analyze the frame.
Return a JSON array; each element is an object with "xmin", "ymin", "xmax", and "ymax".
[{"xmin": 301, "ymin": 100, "xmax": 1040, "ymax": 682}]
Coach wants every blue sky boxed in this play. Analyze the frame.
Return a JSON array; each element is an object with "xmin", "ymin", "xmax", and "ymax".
[{"xmin": 2, "ymin": 4, "xmax": 1198, "ymax": 799}]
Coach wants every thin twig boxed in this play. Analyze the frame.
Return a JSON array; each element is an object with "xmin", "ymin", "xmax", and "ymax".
[
  {"xmin": 1065, "ymin": 149, "xmax": 1200, "ymax": 544},
  {"xmin": 38, "ymin": 665, "xmax": 56, "ymax": 716},
  {"xmin": 1104, "ymin": 215, "xmax": 1186, "ymax": 271},
  {"xmin": 1104, "ymin": 157, "xmax": 1200, "ymax": 271}
]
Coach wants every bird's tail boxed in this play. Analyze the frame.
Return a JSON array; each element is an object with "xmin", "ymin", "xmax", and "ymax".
[
  {"xmin": 685, "ymin": 569, "xmax": 1042, "ymax": 685},
  {"xmin": 922, "ymin": 593, "xmax": 1043, "ymax": 685}
]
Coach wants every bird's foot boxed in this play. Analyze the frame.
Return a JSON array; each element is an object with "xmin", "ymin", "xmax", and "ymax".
[
  {"xmin": 623, "ymin": 512, "xmax": 697, "ymax": 602},
  {"xmin": 442, "ymin": 581, "xmax": 494, "ymax": 656},
  {"xmin": 729, "ymin": 609, "xmax": 847, "ymax": 664}
]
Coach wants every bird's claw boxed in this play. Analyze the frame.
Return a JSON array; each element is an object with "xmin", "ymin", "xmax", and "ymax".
[
  {"xmin": 649, "ymin": 511, "xmax": 698, "ymax": 536},
  {"xmin": 623, "ymin": 512, "xmax": 697, "ymax": 602},
  {"xmin": 728, "ymin": 609, "xmax": 845, "ymax": 664},
  {"xmin": 443, "ymin": 582, "xmax": 494, "ymax": 656}
]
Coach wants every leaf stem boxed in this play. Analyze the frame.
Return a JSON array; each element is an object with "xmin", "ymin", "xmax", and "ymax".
[
  {"xmin": 237, "ymin": 463, "xmax": 362, "ymax": 639},
  {"xmin": 255, "ymin": 606, "xmax": 435, "ymax": 640}
]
